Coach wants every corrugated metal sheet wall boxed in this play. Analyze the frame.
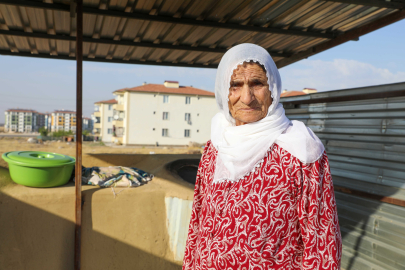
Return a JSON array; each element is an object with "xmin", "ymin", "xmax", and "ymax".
[{"xmin": 282, "ymin": 83, "xmax": 405, "ymax": 270}]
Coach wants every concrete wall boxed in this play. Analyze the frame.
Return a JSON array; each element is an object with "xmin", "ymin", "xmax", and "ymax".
[
  {"xmin": 126, "ymin": 92, "xmax": 217, "ymax": 145},
  {"xmin": 0, "ymin": 154, "xmax": 197, "ymax": 270}
]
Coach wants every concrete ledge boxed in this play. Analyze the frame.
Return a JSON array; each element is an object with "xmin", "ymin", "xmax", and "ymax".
[{"xmin": 0, "ymin": 153, "xmax": 197, "ymax": 269}]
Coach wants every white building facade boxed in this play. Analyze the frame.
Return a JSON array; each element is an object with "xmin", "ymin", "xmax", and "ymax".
[
  {"xmin": 111, "ymin": 81, "xmax": 217, "ymax": 145},
  {"xmin": 93, "ymin": 99, "xmax": 116, "ymax": 142},
  {"xmin": 4, "ymin": 109, "xmax": 39, "ymax": 133}
]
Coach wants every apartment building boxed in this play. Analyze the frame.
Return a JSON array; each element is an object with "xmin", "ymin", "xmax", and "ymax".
[
  {"xmin": 44, "ymin": 114, "xmax": 52, "ymax": 130},
  {"xmin": 50, "ymin": 110, "xmax": 93, "ymax": 133},
  {"xmin": 83, "ymin": 117, "xmax": 93, "ymax": 132},
  {"xmin": 36, "ymin": 113, "xmax": 46, "ymax": 129},
  {"xmin": 4, "ymin": 109, "xmax": 91, "ymax": 133},
  {"xmin": 51, "ymin": 110, "xmax": 77, "ymax": 132},
  {"xmin": 4, "ymin": 109, "xmax": 39, "ymax": 133},
  {"xmin": 110, "ymin": 81, "xmax": 217, "ymax": 145},
  {"xmin": 93, "ymin": 99, "xmax": 117, "ymax": 142}
]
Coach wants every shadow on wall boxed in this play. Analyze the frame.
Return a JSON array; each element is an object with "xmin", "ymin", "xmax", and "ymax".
[
  {"xmin": 0, "ymin": 191, "xmax": 181, "ymax": 270},
  {"xmin": 0, "ymin": 163, "xmax": 182, "ymax": 270}
]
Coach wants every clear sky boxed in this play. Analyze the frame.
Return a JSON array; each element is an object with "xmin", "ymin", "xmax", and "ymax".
[{"xmin": 1, "ymin": 20, "xmax": 404, "ymax": 124}]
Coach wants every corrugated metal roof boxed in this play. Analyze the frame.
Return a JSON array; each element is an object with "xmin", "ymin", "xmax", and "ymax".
[{"xmin": 0, "ymin": 0, "xmax": 404, "ymax": 68}]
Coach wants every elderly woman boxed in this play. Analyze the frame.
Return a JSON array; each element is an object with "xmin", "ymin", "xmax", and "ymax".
[{"xmin": 183, "ymin": 44, "xmax": 342, "ymax": 270}]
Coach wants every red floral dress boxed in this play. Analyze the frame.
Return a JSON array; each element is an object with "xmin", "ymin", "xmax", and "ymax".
[{"xmin": 183, "ymin": 141, "xmax": 342, "ymax": 270}]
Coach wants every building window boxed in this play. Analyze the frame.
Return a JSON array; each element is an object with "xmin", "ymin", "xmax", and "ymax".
[
  {"xmin": 197, "ymin": 129, "xmax": 199, "ymax": 133},
  {"xmin": 185, "ymin": 96, "xmax": 191, "ymax": 104},
  {"xmin": 108, "ymin": 105, "xmax": 113, "ymax": 110},
  {"xmin": 185, "ymin": 113, "xmax": 191, "ymax": 122},
  {"xmin": 108, "ymin": 117, "xmax": 112, "ymax": 122},
  {"xmin": 163, "ymin": 112, "xmax": 169, "ymax": 120},
  {"xmin": 184, "ymin": 129, "xmax": 190, "ymax": 137},
  {"xmin": 163, "ymin": 95, "xmax": 169, "ymax": 103},
  {"xmin": 107, "ymin": 128, "xmax": 112, "ymax": 134},
  {"xmin": 162, "ymin": 128, "xmax": 168, "ymax": 137}
]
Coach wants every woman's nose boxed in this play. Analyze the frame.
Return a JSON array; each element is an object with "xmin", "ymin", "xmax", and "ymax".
[{"xmin": 240, "ymin": 84, "xmax": 255, "ymax": 105}]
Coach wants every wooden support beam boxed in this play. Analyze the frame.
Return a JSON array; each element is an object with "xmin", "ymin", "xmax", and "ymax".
[
  {"xmin": 276, "ymin": 9, "xmax": 405, "ymax": 68},
  {"xmin": 0, "ymin": 0, "xmax": 335, "ymax": 39}
]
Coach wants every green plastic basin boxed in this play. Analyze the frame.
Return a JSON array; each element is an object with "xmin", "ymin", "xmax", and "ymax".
[{"xmin": 2, "ymin": 151, "xmax": 75, "ymax": 187}]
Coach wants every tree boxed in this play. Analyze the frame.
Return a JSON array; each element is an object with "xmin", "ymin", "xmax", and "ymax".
[
  {"xmin": 39, "ymin": 127, "xmax": 48, "ymax": 137},
  {"xmin": 52, "ymin": 130, "xmax": 73, "ymax": 137}
]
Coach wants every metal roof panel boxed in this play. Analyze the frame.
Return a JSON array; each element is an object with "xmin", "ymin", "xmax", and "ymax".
[{"xmin": 0, "ymin": 0, "xmax": 403, "ymax": 68}]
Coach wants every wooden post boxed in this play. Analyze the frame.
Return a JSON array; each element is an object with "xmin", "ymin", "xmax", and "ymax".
[{"xmin": 74, "ymin": 0, "xmax": 83, "ymax": 269}]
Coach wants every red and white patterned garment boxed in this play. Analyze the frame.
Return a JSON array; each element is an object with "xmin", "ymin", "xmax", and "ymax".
[{"xmin": 183, "ymin": 141, "xmax": 342, "ymax": 270}]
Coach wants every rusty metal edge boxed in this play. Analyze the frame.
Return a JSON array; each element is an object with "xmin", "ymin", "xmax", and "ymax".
[
  {"xmin": 334, "ymin": 185, "xmax": 405, "ymax": 207},
  {"xmin": 74, "ymin": 0, "xmax": 83, "ymax": 269},
  {"xmin": 282, "ymin": 90, "xmax": 405, "ymax": 105}
]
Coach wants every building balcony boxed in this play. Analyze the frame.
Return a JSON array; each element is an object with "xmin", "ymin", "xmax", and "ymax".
[
  {"xmin": 112, "ymin": 119, "xmax": 124, "ymax": 128},
  {"xmin": 94, "ymin": 123, "xmax": 101, "ymax": 129},
  {"xmin": 113, "ymin": 104, "xmax": 124, "ymax": 111},
  {"xmin": 94, "ymin": 111, "xmax": 101, "ymax": 117}
]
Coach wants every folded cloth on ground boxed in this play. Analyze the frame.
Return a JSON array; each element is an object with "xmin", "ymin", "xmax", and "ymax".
[{"xmin": 74, "ymin": 166, "xmax": 153, "ymax": 187}]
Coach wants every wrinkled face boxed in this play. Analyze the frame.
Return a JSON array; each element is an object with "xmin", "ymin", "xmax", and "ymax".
[{"xmin": 228, "ymin": 62, "xmax": 272, "ymax": 126}]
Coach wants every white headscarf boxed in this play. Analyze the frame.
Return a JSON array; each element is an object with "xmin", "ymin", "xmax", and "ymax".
[{"xmin": 211, "ymin": 43, "xmax": 324, "ymax": 183}]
